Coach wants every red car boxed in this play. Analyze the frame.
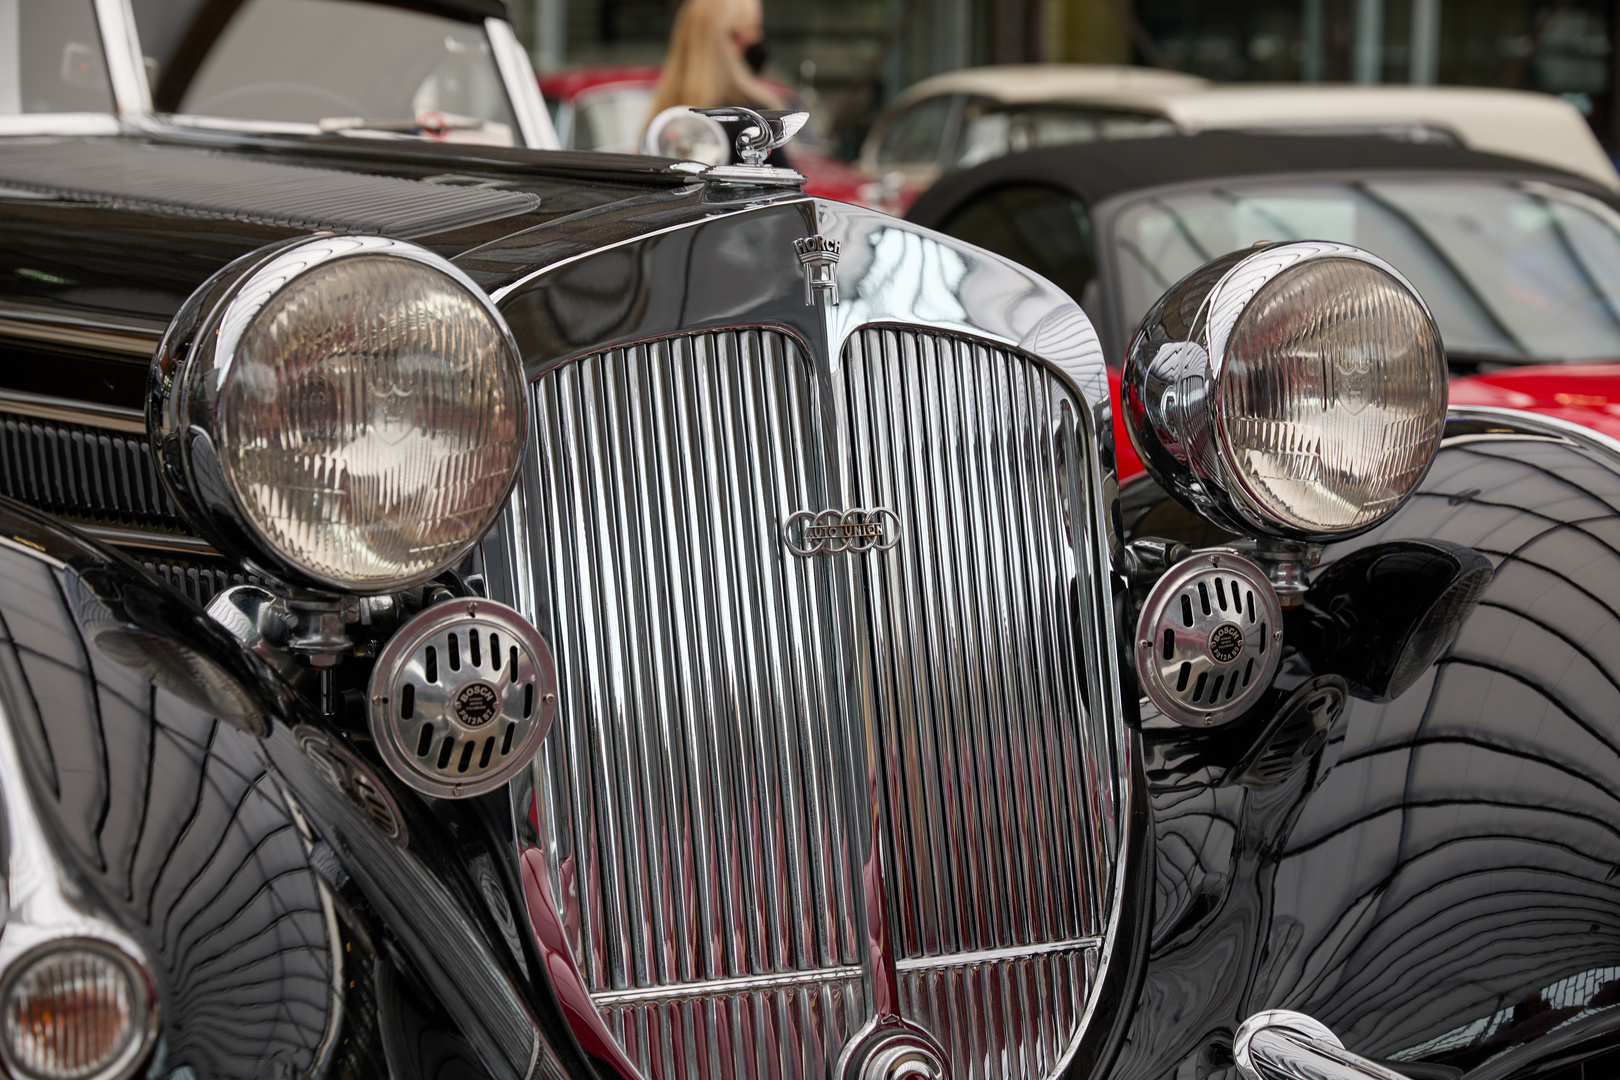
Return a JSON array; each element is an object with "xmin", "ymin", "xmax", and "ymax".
[
  {"xmin": 1448, "ymin": 363, "xmax": 1620, "ymax": 441},
  {"xmin": 539, "ymin": 66, "xmax": 871, "ymax": 204},
  {"xmin": 905, "ymin": 132, "xmax": 1620, "ymax": 480}
]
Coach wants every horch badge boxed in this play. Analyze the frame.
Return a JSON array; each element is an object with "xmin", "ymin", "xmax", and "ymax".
[{"xmin": 793, "ymin": 234, "xmax": 841, "ymax": 306}]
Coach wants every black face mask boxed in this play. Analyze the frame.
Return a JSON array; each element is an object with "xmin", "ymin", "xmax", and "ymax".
[{"xmin": 743, "ymin": 39, "xmax": 768, "ymax": 75}]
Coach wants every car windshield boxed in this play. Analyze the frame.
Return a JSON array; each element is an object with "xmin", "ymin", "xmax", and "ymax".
[
  {"xmin": 1113, "ymin": 177, "xmax": 1620, "ymax": 366},
  {"xmin": 954, "ymin": 104, "xmax": 1175, "ymax": 171},
  {"xmin": 0, "ymin": 0, "xmax": 115, "ymax": 116},
  {"xmin": 132, "ymin": 0, "xmax": 519, "ymax": 145},
  {"xmin": 573, "ymin": 86, "xmax": 653, "ymax": 153}
]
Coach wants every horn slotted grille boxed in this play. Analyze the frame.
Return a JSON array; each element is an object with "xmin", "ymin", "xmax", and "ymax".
[{"xmin": 519, "ymin": 326, "xmax": 1119, "ymax": 1079}]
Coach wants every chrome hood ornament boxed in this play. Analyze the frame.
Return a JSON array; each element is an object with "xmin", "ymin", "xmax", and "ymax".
[
  {"xmin": 692, "ymin": 106, "xmax": 810, "ymax": 187},
  {"xmin": 694, "ymin": 106, "xmax": 808, "ymax": 164}
]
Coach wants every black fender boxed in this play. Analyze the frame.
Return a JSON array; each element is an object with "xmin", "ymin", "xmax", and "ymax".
[
  {"xmin": 0, "ymin": 499, "xmax": 590, "ymax": 1080},
  {"xmin": 1110, "ymin": 409, "xmax": 1620, "ymax": 1079}
]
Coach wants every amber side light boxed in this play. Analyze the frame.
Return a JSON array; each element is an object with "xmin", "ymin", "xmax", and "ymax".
[{"xmin": 0, "ymin": 943, "xmax": 153, "ymax": 1080}]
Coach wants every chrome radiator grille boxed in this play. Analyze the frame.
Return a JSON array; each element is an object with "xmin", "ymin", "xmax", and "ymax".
[
  {"xmin": 518, "ymin": 326, "xmax": 1117, "ymax": 1080},
  {"xmin": 0, "ymin": 410, "xmax": 185, "ymax": 529},
  {"xmin": 843, "ymin": 327, "xmax": 1113, "ymax": 1076}
]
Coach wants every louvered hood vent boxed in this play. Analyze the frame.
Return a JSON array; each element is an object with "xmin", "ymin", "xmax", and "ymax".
[{"xmin": 510, "ymin": 326, "xmax": 1128, "ymax": 1080}]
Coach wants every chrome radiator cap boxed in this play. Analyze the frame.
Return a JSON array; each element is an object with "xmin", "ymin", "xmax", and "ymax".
[{"xmin": 367, "ymin": 598, "xmax": 556, "ymax": 798}]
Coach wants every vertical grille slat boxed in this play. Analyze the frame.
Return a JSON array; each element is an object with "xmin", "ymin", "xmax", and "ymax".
[
  {"xmin": 0, "ymin": 410, "xmax": 186, "ymax": 531},
  {"xmin": 527, "ymin": 326, "xmax": 1114, "ymax": 1080}
]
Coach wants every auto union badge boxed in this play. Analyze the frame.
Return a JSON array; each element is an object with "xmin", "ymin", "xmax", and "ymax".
[
  {"xmin": 783, "ymin": 507, "xmax": 901, "ymax": 556},
  {"xmin": 793, "ymin": 234, "xmax": 841, "ymax": 306}
]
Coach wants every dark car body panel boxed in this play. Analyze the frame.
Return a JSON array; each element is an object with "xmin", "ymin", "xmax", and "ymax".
[
  {"xmin": 0, "ymin": 499, "xmax": 596, "ymax": 1080},
  {"xmin": 1114, "ymin": 413, "xmax": 1620, "ymax": 1079}
]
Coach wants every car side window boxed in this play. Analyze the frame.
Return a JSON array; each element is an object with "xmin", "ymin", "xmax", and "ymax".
[
  {"xmin": 954, "ymin": 105, "xmax": 1176, "ymax": 170},
  {"xmin": 0, "ymin": 0, "xmax": 114, "ymax": 115},
  {"xmin": 940, "ymin": 183, "xmax": 1098, "ymax": 315},
  {"xmin": 876, "ymin": 95, "xmax": 954, "ymax": 167}
]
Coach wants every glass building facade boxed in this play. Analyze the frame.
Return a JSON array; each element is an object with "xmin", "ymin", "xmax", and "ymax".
[{"xmin": 511, "ymin": 0, "xmax": 1619, "ymax": 154}]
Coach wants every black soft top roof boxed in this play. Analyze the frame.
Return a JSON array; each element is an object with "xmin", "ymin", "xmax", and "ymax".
[{"xmin": 906, "ymin": 131, "xmax": 1610, "ymax": 228}]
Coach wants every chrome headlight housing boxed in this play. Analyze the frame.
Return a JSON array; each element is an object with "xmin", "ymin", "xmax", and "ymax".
[
  {"xmin": 1122, "ymin": 241, "xmax": 1447, "ymax": 541},
  {"xmin": 151, "ymin": 235, "xmax": 527, "ymax": 592}
]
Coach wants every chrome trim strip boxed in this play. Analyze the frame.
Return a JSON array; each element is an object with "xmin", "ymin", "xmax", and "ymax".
[
  {"xmin": 75, "ymin": 524, "xmax": 217, "ymax": 555},
  {"xmin": 0, "ymin": 304, "xmax": 164, "ymax": 360},
  {"xmin": 158, "ymin": 115, "xmax": 325, "ymax": 136},
  {"xmin": 92, "ymin": 0, "xmax": 153, "ymax": 116},
  {"xmin": 0, "ymin": 114, "xmax": 124, "ymax": 137},
  {"xmin": 592, "ymin": 965, "xmax": 866, "ymax": 1007},
  {"xmin": 1447, "ymin": 404, "xmax": 1620, "ymax": 461},
  {"xmin": 486, "ymin": 18, "xmax": 559, "ymax": 151},
  {"xmin": 891, "ymin": 936, "xmax": 1103, "ymax": 972},
  {"xmin": 0, "ymin": 388, "xmax": 147, "ymax": 433},
  {"xmin": 487, "ymin": 213, "xmax": 735, "ymax": 309}
]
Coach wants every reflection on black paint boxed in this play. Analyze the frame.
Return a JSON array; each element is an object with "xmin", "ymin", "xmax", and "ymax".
[
  {"xmin": 0, "ymin": 545, "xmax": 339, "ymax": 1078},
  {"xmin": 1119, "ymin": 427, "xmax": 1620, "ymax": 1079}
]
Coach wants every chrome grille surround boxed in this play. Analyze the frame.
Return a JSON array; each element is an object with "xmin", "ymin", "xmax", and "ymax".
[{"xmin": 487, "ymin": 200, "xmax": 1134, "ymax": 1080}]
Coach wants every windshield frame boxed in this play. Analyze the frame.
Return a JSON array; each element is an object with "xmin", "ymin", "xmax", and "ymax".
[
  {"xmin": 1091, "ymin": 166, "xmax": 1620, "ymax": 365},
  {"xmin": 0, "ymin": 0, "xmax": 557, "ymax": 148}
]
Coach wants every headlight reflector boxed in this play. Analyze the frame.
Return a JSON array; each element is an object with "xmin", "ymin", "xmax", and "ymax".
[
  {"xmin": 1124, "ymin": 242, "xmax": 1447, "ymax": 540},
  {"xmin": 154, "ymin": 236, "xmax": 527, "ymax": 591},
  {"xmin": 0, "ymin": 942, "xmax": 152, "ymax": 1080}
]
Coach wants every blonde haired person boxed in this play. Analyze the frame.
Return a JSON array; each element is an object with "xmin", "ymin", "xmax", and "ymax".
[{"xmin": 649, "ymin": 0, "xmax": 789, "ymax": 164}]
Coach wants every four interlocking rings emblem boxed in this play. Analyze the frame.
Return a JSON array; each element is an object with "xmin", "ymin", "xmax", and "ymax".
[{"xmin": 783, "ymin": 507, "xmax": 902, "ymax": 556}]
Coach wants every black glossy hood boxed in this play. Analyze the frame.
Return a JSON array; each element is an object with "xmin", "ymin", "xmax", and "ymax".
[
  {"xmin": 0, "ymin": 131, "xmax": 705, "ymax": 319},
  {"xmin": 0, "ymin": 130, "xmax": 741, "ymax": 411}
]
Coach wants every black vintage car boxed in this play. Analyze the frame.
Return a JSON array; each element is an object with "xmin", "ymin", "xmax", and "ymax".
[{"xmin": 0, "ymin": 5, "xmax": 1616, "ymax": 1080}]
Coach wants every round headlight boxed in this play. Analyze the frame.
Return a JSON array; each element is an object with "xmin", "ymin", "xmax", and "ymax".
[
  {"xmin": 1123, "ymin": 242, "xmax": 1446, "ymax": 541},
  {"xmin": 0, "ymin": 941, "xmax": 155, "ymax": 1080},
  {"xmin": 153, "ymin": 236, "xmax": 527, "ymax": 592}
]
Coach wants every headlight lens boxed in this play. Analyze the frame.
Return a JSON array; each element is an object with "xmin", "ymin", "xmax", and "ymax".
[
  {"xmin": 1, "ymin": 943, "xmax": 152, "ymax": 1080},
  {"xmin": 1123, "ymin": 242, "xmax": 1447, "ymax": 541},
  {"xmin": 1215, "ymin": 258, "xmax": 1447, "ymax": 534},
  {"xmin": 155, "ymin": 236, "xmax": 529, "ymax": 592}
]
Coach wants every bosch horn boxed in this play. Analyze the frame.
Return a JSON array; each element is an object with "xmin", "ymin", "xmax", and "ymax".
[
  {"xmin": 1136, "ymin": 550, "xmax": 1284, "ymax": 727},
  {"xmin": 368, "ymin": 599, "xmax": 557, "ymax": 798}
]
